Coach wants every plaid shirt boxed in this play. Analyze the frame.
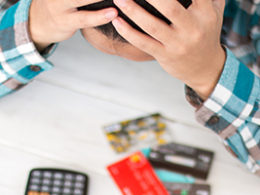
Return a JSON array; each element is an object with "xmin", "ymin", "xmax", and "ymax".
[
  {"xmin": 0, "ymin": 0, "xmax": 53, "ymax": 98},
  {"xmin": 1, "ymin": 0, "xmax": 260, "ymax": 175},
  {"xmin": 186, "ymin": 0, "xmax": 260, "ymax": 175}
]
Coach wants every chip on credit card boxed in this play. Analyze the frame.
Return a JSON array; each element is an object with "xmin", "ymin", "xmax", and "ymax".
[{"xmin": 107, "ymin": 152, "xmax": 169, "ymax": 195}]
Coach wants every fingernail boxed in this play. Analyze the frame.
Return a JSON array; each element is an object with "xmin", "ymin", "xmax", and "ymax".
[
  {"xmin": 114, "ymin": 0, "xmax": 127, "ymax": 7},
  {"xmin": 105, "ymin": 11, "xmax": 117, "ymax": 20}
]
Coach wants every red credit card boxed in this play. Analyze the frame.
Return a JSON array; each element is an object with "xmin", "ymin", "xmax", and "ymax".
[{"xmin": 107, "ymin": 151, "xmax": 169, "ymax": 195}]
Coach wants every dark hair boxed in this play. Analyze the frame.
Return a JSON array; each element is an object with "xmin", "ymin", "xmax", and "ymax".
[{"xmin": 78, "ymin": 0, "xmax": 191, "ymax": 42}]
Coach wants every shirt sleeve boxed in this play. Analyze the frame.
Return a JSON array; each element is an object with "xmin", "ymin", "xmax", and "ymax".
[
  {"xmin": 185, "ymin": 47, "xmax": 260, "ymax": 176},
  {"xmin": 0, "ymin": 0, "xmax": 55, "ymax": 98}
]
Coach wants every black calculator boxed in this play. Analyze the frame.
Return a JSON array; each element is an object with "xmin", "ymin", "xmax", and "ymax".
[{"xmin": 25, "ymin": 168, "xmax": 89, "ymax": 195}]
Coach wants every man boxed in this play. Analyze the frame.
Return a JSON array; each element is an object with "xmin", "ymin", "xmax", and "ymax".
[{"xmin": 1, "ymin": 0, "xmax": 260, "ymax": 175}]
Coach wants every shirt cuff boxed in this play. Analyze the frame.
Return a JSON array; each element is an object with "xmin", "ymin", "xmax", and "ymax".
[{"xmin": 186, "ymin": 47, "xmax": 260, "ymax": 132}]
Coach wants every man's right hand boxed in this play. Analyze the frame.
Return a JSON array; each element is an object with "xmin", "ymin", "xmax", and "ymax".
[{"xmin": 29, "ymin": 0, "xmax": 118, "ymax": 51}]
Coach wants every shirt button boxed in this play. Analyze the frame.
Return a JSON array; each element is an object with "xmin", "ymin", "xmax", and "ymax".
[
  {"xmin": 30, "ymin": 65, "xmax": 41, "ymax": 72},
  {"xmin": 207, "ymin": 115, "xmax": 219, "ymax": 125}
]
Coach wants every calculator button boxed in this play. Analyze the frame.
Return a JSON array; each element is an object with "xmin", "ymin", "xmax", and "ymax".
[
  {"xmin": 52, "ymin": 187, "xmax": 61, "ymax": 193},
  {"xmin": 54, "ymin": 173, "xmax": 63, "ymax": 179},
  {"xmin": 43, "ymin": 171, "xmax": 52, "ymax": 178},
  {"xmin": 74, "ymin": 182, "xmax": 84, "ymax": 188},
  {"xmin": 63, "ymin": 188, "xmax": 71, "ymax": 194},
  {"xmin": 42, "ymin": 179, "xmax": 51, "ymax": 185},
  {"xmin": 64, "ymin": 180, "xmax": 72, "ymax": 187},
  {"xmin": 53, "ymin": 180, "xmax": 62, "ymax": 186},
  {"xmin": 75, "ymin": 175, "xmax": 85, "ymax": 182},
  {"xmin": 74, "ymin": 188, "xmax": 83, "ymax": 194},
  {"xmin": 65, "ymin": 174, "xmax": 74, "ymax": 180},
  {"xmin": 31, "ymin": 178, "xmax": 41, "ymax": 184},
  {"xmin": 29, "ymin": 184, "xmax": 40, "ymax": 191},
  {"xmin": 41, "ymin": 185, "xmax": 50, "ymax": 192},
  {"xmin": 32, "ymin": 171, "xmax": 41, "ymax": 177}
]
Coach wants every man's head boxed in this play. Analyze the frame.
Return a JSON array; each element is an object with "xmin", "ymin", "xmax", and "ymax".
[
  {"xmin": 79, "ymin": 0, "xmax": 171, "ymax": 42},
  {"xmin": 79, "ymin": 0, "xmax": 190, "ymax": 61}
]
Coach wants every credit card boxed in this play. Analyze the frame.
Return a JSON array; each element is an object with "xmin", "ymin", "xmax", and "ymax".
[
  {"xmin": 107, "ymin": 152, "xmax": 169, "ymax": 195},
  {"xmin": 104, "ymin": 113, "xmax": 172, "ymax": 153},
  {"xmin": 163, "ymin": 182, "xmax": 211, "ymax": 195},
  {"xmin": 147, "ymin": 143, "xmax": 214, "ymax": 179}
]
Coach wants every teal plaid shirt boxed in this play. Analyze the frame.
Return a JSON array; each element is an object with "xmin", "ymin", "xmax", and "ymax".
[
  {"xmin": 185, "ymin": 0, "xmax": 260, "ymax": 175},
  {"xmin": 0, "ymin": 0, "xmax": 53, "ymax": 96},
  {"xmin": 1, "ymin": 0, "xmax": 260, "ymax": 175}
]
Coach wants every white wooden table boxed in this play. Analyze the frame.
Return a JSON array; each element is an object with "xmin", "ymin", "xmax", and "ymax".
[{"xmin": 0, "ymin": 32, "xmax": 259, "ymax": 195}]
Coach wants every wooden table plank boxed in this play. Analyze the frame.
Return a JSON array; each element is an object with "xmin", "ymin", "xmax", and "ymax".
[{"xmin": 0, "ymin": 81, "xmax": 259, "ymax": 194}]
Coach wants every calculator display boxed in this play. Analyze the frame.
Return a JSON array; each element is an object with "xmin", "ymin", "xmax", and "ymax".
[{"xmin": 25, "ymin": 168, "xmax": 88, "ymax": 195}]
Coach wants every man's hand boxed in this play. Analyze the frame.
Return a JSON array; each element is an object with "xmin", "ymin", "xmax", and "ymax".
[
  {"xmin": 112, "ymin": 0, "xmax": 226, "ymax": 99},
  {"xmin": 29, "ymin": 0, "xmax": 118, "ymax": 51}
]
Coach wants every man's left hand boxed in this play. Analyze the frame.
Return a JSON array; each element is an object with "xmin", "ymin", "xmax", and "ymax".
[{"xmin": 112, "ymin": 0, "xmax": 226, "ymax": 100}]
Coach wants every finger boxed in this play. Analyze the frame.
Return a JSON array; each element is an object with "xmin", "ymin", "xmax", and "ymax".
[
  {"xmin": 72, "ymin": 8, "xmax": 118, "ymax": 29},
  {"xmin": 141, "ymin": 0, "xmax": 190, "ymax": 27},
  {"xmin": 113, "ymin": 0, "xmax": 173, "ymax": 43},
  {"xmin": 66, "ymin": 0, "xmax": 105, "ymax": 8},
  {"xmin": 112, "ymin": 17, "xmax": 163, "ymax": 56}
]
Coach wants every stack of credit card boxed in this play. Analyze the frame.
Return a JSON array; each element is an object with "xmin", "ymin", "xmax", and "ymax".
[
  {"xmin": 105, "ymin": 114, "xmax": 214, "ymax": 195},
  {"xmin": 104, "ymin": 113, "xmax": 172, "ymax": 153},
  {"xmin": 107, "ymin": 150, "xmax": 212, "ymax": 195}
]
